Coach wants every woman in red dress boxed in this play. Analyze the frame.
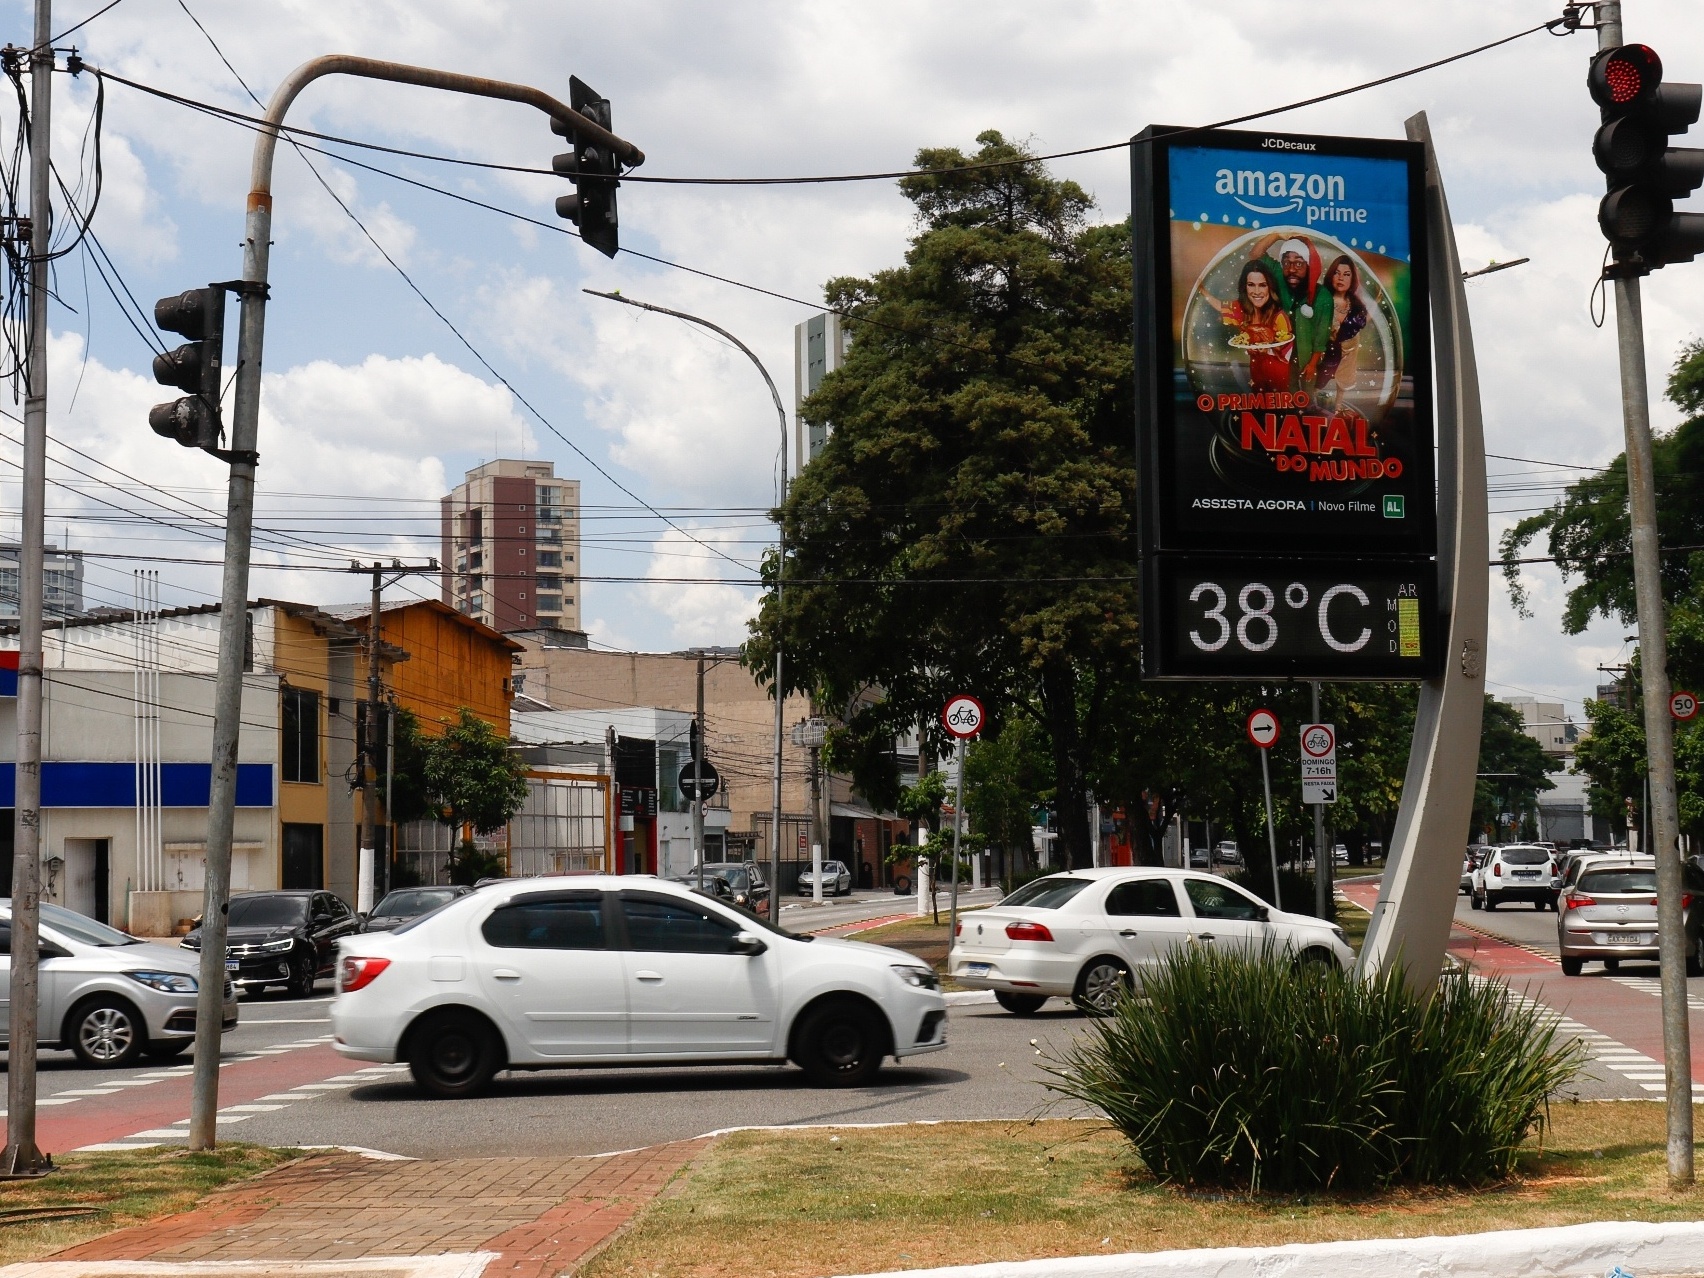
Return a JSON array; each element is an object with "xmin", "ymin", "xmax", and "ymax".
[{"xmin": 1201, "ymin": 259, "xmax": 1295, "ymax": 393}]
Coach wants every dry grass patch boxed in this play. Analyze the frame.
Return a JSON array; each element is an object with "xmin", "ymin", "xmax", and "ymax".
[
  {"xmin": 584, "ymin": 1103, "xmax": 1704, "ymax": 1278},
  {"xmin": 0, "ymin": 1143, "xmax": 291, "ymax": 1266}
]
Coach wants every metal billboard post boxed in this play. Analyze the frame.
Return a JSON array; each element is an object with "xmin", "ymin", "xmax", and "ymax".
[{"xmin": 1355, "ymin": 112, "xmax": 1488, "ymax": 990}]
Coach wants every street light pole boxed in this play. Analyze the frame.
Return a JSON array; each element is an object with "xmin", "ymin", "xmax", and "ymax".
[{"xmin": 581, "ymin": 290, "xmax": 790, "ymax": 925}]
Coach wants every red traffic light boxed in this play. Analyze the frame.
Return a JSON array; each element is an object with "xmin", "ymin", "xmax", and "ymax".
[{"xmin": 1590, "ymin": 44, "xmax": 1663, "ymax": 112}]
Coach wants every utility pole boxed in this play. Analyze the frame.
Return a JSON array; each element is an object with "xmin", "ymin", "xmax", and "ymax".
[
  {"xmin": 1594, "ymin": 0, "xmax": 1693, "ymax": 1187},
  {"xmin": 1313, "ymin": 681, "xmax": 1330, "ymax": 920},
  {"xmin": 187, "ymin": 55, "xmax": 643, "ymax": 1152},
  {"xmin": 2, "ymin": 0, "xmax": 54, "ymax": 1180},
  {"xmin": 693, "ymin": 653, "xmax": 705, "ymax": 890},
  {"xmin": 348, "ymin": 559, "xmax": 437, "ymax": 915},
  {"xmin": 810, "ymin": 740, "xmax": 824, "ymax": 903}
]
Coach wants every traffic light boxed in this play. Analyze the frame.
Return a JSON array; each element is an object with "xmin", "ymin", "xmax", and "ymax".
[
  {"xmin": 149, "ymin": 287, "xmax": 225, "ymax": 449},
  {"xmin": 1589, "ymin": 44, "xmax": 1704, "ymax": 271},
  {"xmin": 551, "ymin": 76, "xmax": 620, "ymax": 258}
]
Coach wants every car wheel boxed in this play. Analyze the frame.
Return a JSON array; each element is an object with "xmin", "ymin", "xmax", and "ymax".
[
  {"xmin": 1074, "ymin": 958, "xmax": 1131, "ymax": 1016},
  {"xmin": 1687, "ymin": 946, "xmax": 1704, "ymax": 978},
  {"xmin": 1485, "ymin": 895, "xmax": 1499, "ymax": 912},
  {"xmin": 1604, "ymin": 958, "xmax": 1621, "ymax": 973},
  {"xmin": 144, "ymin": 1039, "xmax": 191, "ymax": 1061},
  {"xmin": 793, "ymin": 1000, "xmax": 886, "ymax": 1088},
  {"xmin": 994, "ymin": 991, "xmax": 1047, "ymax": 1015},
  {"xmin": 1293, "ymin": 947, "xmax": 1338, "ymax": 974},
  {"xmin": 67, "ymin": 997, "xmax": 145, "ymax": 1068},
  {"xmin": 408, "ymin": 1010, "xmax": 503, "ymax": 1099},
  {"xmin": 1561, "ymin": 956, "xmax": 1584, "ymax": 976},
  {"xmin": 1470, "ymin": 892, "xmax": 1483, "ymax": 911},
  {"xmin": 286, "ymin": 950, "xmax": 317, "ymax": 998}
]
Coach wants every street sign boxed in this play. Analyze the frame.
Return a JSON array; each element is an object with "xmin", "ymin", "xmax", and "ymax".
[
  {"xmin": 1672, "ymin": 690, "xmax": 1699, "ymax": 721},
  {"xmin": 942, "ymin": 695, "xmax": 985, "ymax": 739},
  {"xmin": 1132, "ymin": 124, "xmax": 1439, "ymax": 681},
  {"xmin": 1246, "ymin": 708, "xmax": 1280, "ymax": 749},
  {"xmin": 1301, "ymin": 721, "xmax": 1338, "ymax": 804},
  {"xmin": 677, "ymin": 759, "xmax": 721, "ymax": 800}
]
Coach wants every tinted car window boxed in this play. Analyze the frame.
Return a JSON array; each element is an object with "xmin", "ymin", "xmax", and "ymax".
[
  {"xmin": 230, "ymin": 896, "xmax": 309, "ymax": 928},
  {"xmin": 1001, "ymin": 877, "xmax": 1093, "ymax": 910},
  {"xmin": 1500, "ymin": 849, "xmax": 1549, "ymax": 866},
  {"xmin": 1105, "ymin": 879, "xmax": 1181, "ymax": 917},
  {"xmin": 482, "ymin": 895, "xmax": 606, "ymax": 949},
  {"xmin": 375, "ymin": 889, "xmax": 461, "ymax": 918},
  {"xmin": 620, "ymin": 896, "xmax": 741, "ymax": 954},
  {"xmin": 1578, "ymin": 869, "xmax": 1657, "ymax": 894},
  {"xmin": 1184, "ymin": 878, "xmax": 1266, "ymax": 921},
  {"xmin": 39, "ymin": 902, "xmax": 141, "ymax": 946}
]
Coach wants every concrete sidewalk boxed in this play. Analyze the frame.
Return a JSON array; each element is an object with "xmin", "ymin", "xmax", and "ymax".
[{"xmin": 2, "ymin": 1139, "xmax": 708, "ymax": 1278}]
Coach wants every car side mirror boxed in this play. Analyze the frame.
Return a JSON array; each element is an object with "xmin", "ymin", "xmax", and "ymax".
[
  {"xmin": 1255, "ymin": 906, "xmax": 1270, "ymax": 923},
  {"xmin": 731, "ymin": 931, "xmax": 767, "ymax": 957},
  {"xmin": 356, "ymin": 912, "xmax": 369, "ymax": 923}
]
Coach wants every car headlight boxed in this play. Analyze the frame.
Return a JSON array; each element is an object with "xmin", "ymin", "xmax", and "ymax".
[
  {"xmin": 179, "ymin": 936, "xmax": 199, "ymax": 950},
  {"xmin": 260, "ymin": 938, "xmax": 295, "ymax": 952},
  {"xmin": 892, "ymin": 964, "xmax": 940, "ymax": 990},
  {"xmin": 1330, "ymin": 926, "xmax": 1347, "ymax": 944},
  {"xmin": 125, "ymin": 970, "xmax": 197, "ymax": 993}
]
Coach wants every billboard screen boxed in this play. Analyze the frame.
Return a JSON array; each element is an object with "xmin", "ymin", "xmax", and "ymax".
[{"xmin": 1133, "ymin": 126, "xmax": 1439, "ymax": 680}]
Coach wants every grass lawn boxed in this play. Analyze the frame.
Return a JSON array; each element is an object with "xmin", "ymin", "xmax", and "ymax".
[
  {"xmin": 585, "ymin": 1104, "xmax": 1704, "ymax": 1278},
  {"xmin": 0, "ymin": 1143, "xmax": 292, "ymax": 1266}
]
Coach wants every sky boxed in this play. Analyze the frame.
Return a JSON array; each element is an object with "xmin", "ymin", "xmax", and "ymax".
[{"xmin": 0, "ymin": 0, "xmax": 1697, "ymax": 726}]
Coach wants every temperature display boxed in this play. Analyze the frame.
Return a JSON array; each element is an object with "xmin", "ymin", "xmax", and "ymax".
[{"xmin": 1145, "ymin": 557, "xmax": 1439, "ymax": 680}]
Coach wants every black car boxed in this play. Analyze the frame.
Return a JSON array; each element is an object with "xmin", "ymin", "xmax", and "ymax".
[
  {"xmin": 182, "ymin": 890, "xmax": 360, "ymax": 997},
  {"xmin": 671, "ymin": 873, "xmax": 736, "ymax": 903},
  {"xmin": 361, "ymin": 886, "xmax": 471, "ymax": 933},
  {"xmin": 686, "ymin": 862, "xmax": 771, "ymax": 913}
]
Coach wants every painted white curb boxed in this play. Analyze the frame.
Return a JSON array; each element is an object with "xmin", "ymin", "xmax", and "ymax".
[
  {"xmin": 837, "ymin": 1220, "xmax": 1704, "ymax": 1278},
  {"xmin": 945, "ymin": 990, "xmax": 996, "ymax": 1006},
  {"xmin": 0, "ymin": 1254, "xmax": 496, "ymax": 1277}
]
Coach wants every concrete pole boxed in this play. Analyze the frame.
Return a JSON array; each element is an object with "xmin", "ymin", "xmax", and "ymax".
[
  {"xmin": 1313, "ymin": 681, "xmax": 1330, "ymax": 919},
  {"xmin": 693, "ymin": 653, "xmax": 704, "ymax": 889},
  {"xmin": 188, "ymin": 54, "xmax": 643, "ymax": 1151},
  {"xmin": 1259, "ymin": 746, "xmax": 1280, "ymax": 906},
  {"xmin": 809, "ymin": 743, "xmax": 824, "ymax": 903},
  {"xmin": 358, "ymin": 565, "xmax": 382, "ymax": 916},
  {"xmin": 1591, "ymin": 0, "xmax": 1692, "ymax": 1187},
  {"xmin": 947, "ymin": 735, "xmax": 964, "ymax": 946},
  {"xmin": 2, "ymin": 0, "xmax": 53, "ymax": 1179}
]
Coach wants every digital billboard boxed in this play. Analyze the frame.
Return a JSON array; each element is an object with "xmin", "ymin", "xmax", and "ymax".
[{"xmin": 1133, "ymin": 126, "xmax": 1439, "ymax": 680}]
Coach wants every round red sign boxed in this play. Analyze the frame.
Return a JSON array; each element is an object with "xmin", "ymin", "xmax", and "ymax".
[{"xmin": 1246, "ymin": 708, "xmax": 1280, "ymax": 749}]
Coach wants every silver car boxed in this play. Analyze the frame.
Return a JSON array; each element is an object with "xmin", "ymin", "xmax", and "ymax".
[
  {"xmin": 1558, "ymin": 857, "xmax": 1659, "ymax": 975},
  {"xmin": 797, "ymin": 860, "xmax": 853, "ymax": 896},
  {"xmin": 1, "ymin": 901, "xmax": 238, "ymax": 1067}
]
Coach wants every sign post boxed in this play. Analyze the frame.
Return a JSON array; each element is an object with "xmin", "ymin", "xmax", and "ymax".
[
  {"xmin": 941, "ymin": 696, "xmax": 984, "ymax": 951},
  {"xmin": 1246, "ymin": 709, "xmax": 1282, "ymax": 904}
]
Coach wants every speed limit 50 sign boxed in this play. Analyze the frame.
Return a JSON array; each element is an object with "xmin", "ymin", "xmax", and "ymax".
[{"xmin": 1673, "ymin": 690, "xmax": 1699, "ymax": 721}]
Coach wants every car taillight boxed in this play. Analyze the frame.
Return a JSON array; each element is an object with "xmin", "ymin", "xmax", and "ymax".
[
  {"xmin": 1005, "ymin": 921, "xmax": 1054, "ymax": 942},
  {"xmin": 1564, "ymin": 894, "xmax": 1595, "ymax": 912},
  {"xmin": 954, "ymin": 921, "xmax": 962, "ymax": 936},
  {"xmin": 340, "ymin": 956, "xmax": 390, "ymax": 992},
  {"xmin": 1684, "ymin": 894, "xmax": 1694, "ymax": 910},
  {"xmin": 1493, "ymin": 863, "xmax": 1502, "ymax": 877}
]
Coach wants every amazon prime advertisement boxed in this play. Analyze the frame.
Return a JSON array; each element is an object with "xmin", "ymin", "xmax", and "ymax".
[{"xmin": 1133, "ymin": 127, "xmax": 1434, "ymax": 559}]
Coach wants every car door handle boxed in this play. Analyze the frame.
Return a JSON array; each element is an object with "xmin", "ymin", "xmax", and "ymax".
[
  {"xmin": 1118, "ymin": 929, "xmax": 1139, "ymax": 938},
  {"xmin": 1196, "ymin": 933, "xmax": 1216, "ymax": 943},
  {"xmin": 635, "ymin": 970, "xmax": 664, "ymax": 982},
  {"xmin": 491, "ymin": 968, "xmax": 521, "ymax": 981}
]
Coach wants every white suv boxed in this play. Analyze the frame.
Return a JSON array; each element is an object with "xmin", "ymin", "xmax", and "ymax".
[
  {"xmin": 1469, "ymin": 845, "xmax": 1559, "ymax": 912},
  {"xmin": 330, "ymin": 876, "xmax": 947, "ymax": 1097},
  {"xmin": 947, "ymin": 869, "xmax": 1353, "ymax": 1014}
]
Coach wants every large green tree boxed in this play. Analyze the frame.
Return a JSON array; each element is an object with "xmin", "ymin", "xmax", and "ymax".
[
  {"xmin": 1471, "ymin": 697, "xmax": 1555, "ymax": 841},
  {"xmin": 745, "ymin": 131, "xmax": 1136, "ymax": 868}
]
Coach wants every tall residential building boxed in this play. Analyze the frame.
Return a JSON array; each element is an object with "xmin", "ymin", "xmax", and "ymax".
[
  {"xmin": 793, "ymin": 311, "xmax": 849, "ymax": 476},
  {"xmin": 0, "ymin": 542, "xmax": 84, "ymax": 621},
  {"xmin": 1501, "ymin": 695, "xmax": 1578, "ymax": 761},
  {"xmin": 440, "ymin": 460, "xmax": 581, "ymax": 634}
]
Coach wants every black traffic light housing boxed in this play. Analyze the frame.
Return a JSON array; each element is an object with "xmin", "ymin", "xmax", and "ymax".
[
  {"xmin": 149, "ymin": 286, "xmax": 226, "ymax": 449},
  {"xmin": 1589, "ymin": 44, "xmax": 1704, "ymax": 271},
  {"xmin": 551, "ymin": 76, "xmax": 620, "ymax": 258}
]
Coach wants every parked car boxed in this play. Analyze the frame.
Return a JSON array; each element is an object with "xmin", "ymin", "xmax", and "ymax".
[
  {"xmin": 671, "ymin": 873, "xmax": 736, "ymax": 903},
  {"xmin": 1469, "ymin": 845, "xmax": 1557, "ymax": 912},
  {"xmin": 1461, "ymin": 849, "xmax": 1480, "ymax": 894},
  {"xmin": 361, "ymin": 886, "xmax": 471, "ymax": 933},
  {"xmin": 797, "ymin": 860, "xmax": 853, "ymax": 897},
  {"xmin": 1, "ymin": 900, "xmax": 238, "ymax": 1067},
  {"xmin": 1188, "ymin": 845, "xmax": 1210, "ymax": 868},
  {"xmin": 183, "ymin": 889, "xmax": 361, "ymax": 996},
  {"xmin": 1557, "ymin": 856, "xmax": 1660, "ymax": 975},
  {"xmin": 1213, "ymin": 841, "xmax": 1242, "ymax": 867},
  {"xmin": 948, "ymin": 868, "xmax": 1353, "ymax": 1016},
  {"xmin": 1332, "ymin": 844, "xmax": 1349, "ymax": 865},
  {"xmin": 329, "ymin": 875, "xmax": 947, "ymax": 1097},
  {"xmin": 686, "ymin": 862, "xmax": 770, "ymax": 914}
]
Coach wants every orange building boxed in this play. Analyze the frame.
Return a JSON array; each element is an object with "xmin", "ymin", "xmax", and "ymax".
[{"xmin": 344, "ymin": 598, "xmax": 521, "ymax": 735}]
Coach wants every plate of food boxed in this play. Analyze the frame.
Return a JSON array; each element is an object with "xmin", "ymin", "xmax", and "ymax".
[{"xmin": 1226, "ymin": 334, "xmax": 1295, "ymax": 351}]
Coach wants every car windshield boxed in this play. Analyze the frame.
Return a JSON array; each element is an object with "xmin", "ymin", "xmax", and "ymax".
[
  {"xmin": 695, "ymin": 865, "xmax": 756, "ymax": 892},
  {"xmin": 1001, "ymin": 877, "xmax": 1093, "ymax": 909},
  {"xmin": 227, "ymin": 895, "xmax": 309, "ymax": 928},
  {"xmin": 1500, "ymin": 849, "xmax": 1549, "ymax": 865},
  {"xmin": 1579, "ymin": 868, "xmax": 1657, "ymax": 894},
  {"xmin": 373, "ymin": 889, "xmax": 459, "ymax": 918},
  {"xmin": 38, "ymin": 902, "xmax": 144, "ymax": 947}
]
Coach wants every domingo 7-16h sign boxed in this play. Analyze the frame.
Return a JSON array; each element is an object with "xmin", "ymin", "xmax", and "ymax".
[{"xmin": 1132, "ymin": 125, "xmax": 1440, "ymax": 682}]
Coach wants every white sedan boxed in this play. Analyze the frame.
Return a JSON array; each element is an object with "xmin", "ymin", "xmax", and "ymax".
[
  {"xmin": 949, "ymin": 868, "xmax": 1354, "ymax": 1014},
  {"xmin": 330, "ymin": 875, "xmax": 947, "ymax": 1097}
]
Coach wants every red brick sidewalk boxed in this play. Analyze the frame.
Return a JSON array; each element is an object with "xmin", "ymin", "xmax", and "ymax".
[{"xmin": 50, "ymin": 1138, "xmax": 709, "ymax": 1276}]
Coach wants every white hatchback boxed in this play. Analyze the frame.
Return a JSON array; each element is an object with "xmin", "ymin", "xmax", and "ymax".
[
  {"xmin": 330, "ymin": 876, "xmax": 947, "ymax": 1097},
  {"xmin": 948, "ymin": 868, "xmax": 1354, "ymax": 1014}
]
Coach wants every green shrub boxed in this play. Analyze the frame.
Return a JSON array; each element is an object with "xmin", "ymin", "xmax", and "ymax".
[{"xmin": 1043, "ymin": 945, "xmax": 1582, "ymax": 1193}]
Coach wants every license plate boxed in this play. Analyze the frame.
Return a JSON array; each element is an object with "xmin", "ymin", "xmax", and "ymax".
[
  {"xmin": 225, "ymin": 958, "xmax": 240, "ymax": 971},
  {"xmin": 965, "ymin": 962, "xmax": 991, "ymax": 977},
  {"xmin": 1513, "ymin": 871, "xmax": 1539, "ymax": 878}
]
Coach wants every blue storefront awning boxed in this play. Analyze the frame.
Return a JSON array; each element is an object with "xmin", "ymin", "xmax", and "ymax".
[{"xmin": 0, "ymin": 762, "xmax": 273, "ymax": 808}]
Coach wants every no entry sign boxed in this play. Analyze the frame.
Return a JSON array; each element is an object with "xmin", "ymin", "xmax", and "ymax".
[{"xmin": 1246, "ymin": 708, "xmax": 1280, "ymax": 749}]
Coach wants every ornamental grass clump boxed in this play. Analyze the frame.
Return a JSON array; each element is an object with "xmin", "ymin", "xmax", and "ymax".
[{"xmin": 1043, "ymin": 945, "xmax": 1583, "ymax": 1193}]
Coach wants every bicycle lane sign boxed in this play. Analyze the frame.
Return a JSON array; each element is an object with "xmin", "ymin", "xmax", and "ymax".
[{"xmin": 1301, "ymin": 721, "xmax": 1337, "ymax": 804}]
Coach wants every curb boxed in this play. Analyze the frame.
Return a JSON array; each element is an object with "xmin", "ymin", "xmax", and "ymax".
[{"xmin": 835, "ymin": 1219, "xmax": 1704, "ymax": 1278}]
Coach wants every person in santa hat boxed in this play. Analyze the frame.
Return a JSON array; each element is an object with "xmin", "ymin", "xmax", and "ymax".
[{"xmin": 1247, "ymin": 232, "xmax": 1321, "ymax": 385}]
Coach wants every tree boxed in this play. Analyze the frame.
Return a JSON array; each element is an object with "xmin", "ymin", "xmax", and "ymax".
[
  {"xmin": 1575, "ymin": 697, "xmax": 1645, "ymax": 839},
  {"xmin": 744, "ymin": 131, "xmax": 1137, "ymax": 868},
  {"xmin": 421, "ymin": 708, "xmax": 530, "ymax": 883},
  {"xmin": 1472, "ymin": 697, "xmax": 1554, "ymax": 843},
  {"xmin": 963, "ymin": 717, "xmax": 1050, "ymax": 879}
]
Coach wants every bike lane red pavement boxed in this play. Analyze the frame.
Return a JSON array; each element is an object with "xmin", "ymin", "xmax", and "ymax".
[
  {"xmin": 1339, "ymin": 877, "xmax": 1704, "ymax": 1081},
  {"xmin": 0, "ymin": 1042, "xmax": 354, "ymax": 1152}
]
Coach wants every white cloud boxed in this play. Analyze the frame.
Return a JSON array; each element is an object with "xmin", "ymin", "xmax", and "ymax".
[{"xmin": 638, "ymin": 526, "xmax": 761, "ymax": 648}]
